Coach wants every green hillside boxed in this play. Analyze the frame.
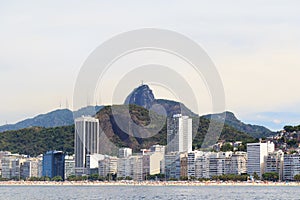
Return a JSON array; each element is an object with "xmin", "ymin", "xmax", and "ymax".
[{"xmin": 0, "ymin": 105, "xmax": 257, "ymax": 156}]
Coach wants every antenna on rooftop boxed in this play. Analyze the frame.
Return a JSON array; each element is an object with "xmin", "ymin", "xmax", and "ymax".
[{"xmin": 66, "ymin": 98, "xmax": 69, "ymax": 109}]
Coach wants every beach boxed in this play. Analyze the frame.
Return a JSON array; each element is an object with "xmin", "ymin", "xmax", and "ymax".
[{"xmin": 0, "ymin": 180, "xmax": 299, "ymax": 187}]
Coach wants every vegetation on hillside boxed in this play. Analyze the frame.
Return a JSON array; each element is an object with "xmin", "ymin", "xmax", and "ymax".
[
  {"xmin": 0, "ymin": 126, "xmax": 74, "ymax": 156},
  {"xmin": 0, "ymin": 105, "xmax": 257, "ymax": 156}
]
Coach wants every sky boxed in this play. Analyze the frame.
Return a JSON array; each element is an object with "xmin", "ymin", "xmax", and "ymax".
[{"xmin": 0, "ymin": 0, "xmax": 300, "ymax": 131}]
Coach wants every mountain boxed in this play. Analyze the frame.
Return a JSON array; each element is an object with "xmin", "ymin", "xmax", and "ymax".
[
  {"xmin": 125, "ymin": 84, "xmax": 155, "ymax": 110},
  {"xmin": 125, "ymin": 84, "xmax": 273, "ymax": 138},
  {"xmin": 204, "ymin": 111, "xmax": 274, "ymax": 138},
  {"xmin": 0, "ymin": 106, "xmax": 104, "ymax": 133},
  {"xmin": 0, "ymin": 109, "xmax": 74, "ymax": 133},
  {"xmin": 0, "ymin": 104, "xmax": 256, "ymax": 156},
  {"xmin": 124, "ymin": 84, "xmax": 196, "ymax": 117},
  {"xmin": 0, "ymin": 84, "xmax": 274, "ymax": 140}
]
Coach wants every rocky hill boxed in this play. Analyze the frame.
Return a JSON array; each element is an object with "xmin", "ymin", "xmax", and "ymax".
[{"xmin": 204, "ymin": 111, "xmax": 274, "ymax": 138}]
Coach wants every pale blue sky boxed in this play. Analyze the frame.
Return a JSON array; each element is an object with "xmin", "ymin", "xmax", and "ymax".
[{"xmin": 1, "ymin": 0, "xmax": 300, "ymax": 130}]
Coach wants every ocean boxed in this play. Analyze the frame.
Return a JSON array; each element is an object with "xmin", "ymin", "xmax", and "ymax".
[{"xmin": 0, "ymin": 185, "xmax": 299, "ymax": 200}]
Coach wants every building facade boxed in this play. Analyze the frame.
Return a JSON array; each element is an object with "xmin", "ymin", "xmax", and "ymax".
[
  {"xmin": 42, "ymin": 151, "xmax": 65, "ymax": 179},
  {"xmin": 283, "ymin": 154, "xmax": 300, "ymax": 181},
  {"xmin": 75, "ymin": 116, "xmax": 100, "ymax": 175},
  {"xmin": 167, "ymin": 114, "xmax": 192, "ymax": 153},
  {"xmin": 247, "ymin": 142, "xmax": 274, "ymax": 178}
]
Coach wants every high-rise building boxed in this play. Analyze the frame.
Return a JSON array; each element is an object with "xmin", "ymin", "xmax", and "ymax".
[
  {"xmin": 20, "ymin": 158, "xmax": 40, "ymax": 179},
  {"xmin": 283, "ymin": 153, "xmax": 300, "ymax": 181},
  {"xmin": 164, "ymin": 152, "xmax": 179, "ymax": 180},
  {"xmin": 142, "ymin": 145, "xmax": 165, "ymax": 179},
  {"xmin": 247, "ymin": 142, "xmax": 274, "ymax": 178},
  {"xmin": 129, "ymin": 155, "xmax": 143, "ymax": 181},
  {"xmin": 265, "ymin": 150, "xmax": 283, "ymax": 180},
  {"xmin": 167, "ymin": 114, "xmax": 192, "ymax": 153},
  {"xmin": 42, "ymin": 151, "xmax": 65, "ymax": 180},
  {"xmin": 229, "ymin": 152, "xmax": 247, "ymax": 175},
  {"xmin": 1, "ymin": 153, "xmax": 25, "ymax": 180},
  {"xmin": 0, "ymin": 151, "xmax": 11, "ymax": 176},
  {"xmin": 75, "ymin": 116, "xmax": 100, "ymax": 175},
  {"xmin": 64, "ymin": 155, "xmax": 75, "ymax": 179}
]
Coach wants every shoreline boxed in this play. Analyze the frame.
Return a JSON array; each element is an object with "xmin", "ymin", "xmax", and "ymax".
[{"xmin": 0, "ymin": 181, "xmax": 300, "ymax": 187}]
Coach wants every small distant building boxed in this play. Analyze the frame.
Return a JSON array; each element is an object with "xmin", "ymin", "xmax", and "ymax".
[{"xmin": 42, "ymin": 151, "xmax": 65, "ymax": 180}]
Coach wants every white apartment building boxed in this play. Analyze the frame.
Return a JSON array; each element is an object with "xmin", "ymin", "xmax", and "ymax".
[
  {"xmin": 230, "ymin": 152, "xmax": 247, "ymax": 175},
  {"xmin": 86, "ymin": 154, "xmax": 105, "ymax": 175},
  {"xmin": 142, "ymin": 145, "xmax": 165, "ymax": 179},
  {"xmin": 0, "ymin": 151, "xmax": 11, "ymax": 176},
  {"xmin": 98, "ymin": 155, "xmax": 118, "ymax": 177},
  {"xmin": 187, "ymin": 151, "xmax": 246, "ymax": 179},
  {"xmin": 247, "ymin": 142, "xmax": 275, "ymax": 178},
  {"xmin": 75, "ymin": 116, "xmax": 100, "ymax": 175},
  {"xmin": 117, "ymin": 157, "xmax": 131, "ymax": 178},
  {"xmin": 283, "ymin": 154, "xmax": 300, "ymax": 181},
  {"xmin": 264, "ymin": 150, "xmax": 284, "ymax": 180},
  {"xmin": 1, "ymin": 154, "xmax": 26, "ymax": 179},
  {"xmin": 118, "ymin": 148, "xmax": 132, "ymax": 158},
  {"xmin": 167, "ymin": 114, "xmax": 192, "ymax": 153},
  {"xmin": 65, "ymin": 155, "xmax": 75, "ymax": 179},
  {"xmin": 165, "ymin": 152, "xmax": 182, "ymax": 180},
  {"xmin": 20, "ymin": 158, "xmax": 41, "ymax": 179},
  {"xmin": 130, "ymin": 155, "xmax": 143, "ymax": 181}
]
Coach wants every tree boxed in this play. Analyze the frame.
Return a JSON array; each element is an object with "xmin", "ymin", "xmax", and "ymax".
[
  {"xmin": 294, "ymin": 174, "xmax": 300, "ymax": 182},
  {"xmin": 51, "ymin": 176, "xmax": 63, "ymax": 182},
  {"xmin": 262, "ymin": 172, "xmax": 279, "ymax": 182},
  {"xmin": 253, "ymin": 172, "xmax": 260, "ymax": 180},
  {"xmin": 88, "ymin": 174, "xmax": 99, "ymax": 181},
  {"xmin": 125, "ymin": 176, "xmax": 133, "ymax": 180},
  {"xmin": 220, "ymin": 143, "xmax": 233, "ymax": 152},
  {"xmin": 180, "ymin": 176, "xmax": 188, "ymax": 181},
  {"xmin": 39, "ymin": 176, "xmax": 50, "ymax": 181}
]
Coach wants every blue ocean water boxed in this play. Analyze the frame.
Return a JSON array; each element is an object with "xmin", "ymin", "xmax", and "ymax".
[{"xmin": 0, "ymin": 185, "xmax": 299, "ymax": 200}]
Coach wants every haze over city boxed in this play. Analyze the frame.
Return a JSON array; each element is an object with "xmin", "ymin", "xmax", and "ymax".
[{"xmin": 1, "ymin": 1, "xmax": 300, "ymax": 130}]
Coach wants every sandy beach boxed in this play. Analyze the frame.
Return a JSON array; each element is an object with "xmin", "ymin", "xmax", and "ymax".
[{"xmin": 0, "ymin": 181, "xmax": 299, "ymax": 187}]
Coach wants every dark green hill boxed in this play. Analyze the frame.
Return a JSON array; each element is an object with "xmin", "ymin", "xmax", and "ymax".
[{"xmin": 0, "ymin": 126, "xmax": 74, "ymax": 156}]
